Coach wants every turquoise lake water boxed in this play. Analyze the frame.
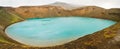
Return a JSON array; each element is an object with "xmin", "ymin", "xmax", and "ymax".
[{"xmin": 5, "ymin": 17, "xmax": 116, "ymax": 47}]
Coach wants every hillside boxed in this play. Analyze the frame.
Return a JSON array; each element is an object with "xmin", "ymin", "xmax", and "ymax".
[
  {"xmin": 0, "ymin": 7, "xmax": 24, "ymax": 47},
  {"xmin": 5, "ymin": 6, "xmax": 120, "ymax": 21},
  {"xmin": 0, "ymin": 7, "xmax": 23, "ymax": 27}
]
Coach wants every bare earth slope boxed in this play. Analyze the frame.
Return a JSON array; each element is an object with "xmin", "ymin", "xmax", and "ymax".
[{"xmin": 6, "ymin": 6, "xmax": 120, "ymax": 21}]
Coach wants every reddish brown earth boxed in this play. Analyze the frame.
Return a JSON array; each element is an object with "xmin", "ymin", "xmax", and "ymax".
[{"xmin": 6, "ymin": 6, "xmax": 120, "ymax": 21}]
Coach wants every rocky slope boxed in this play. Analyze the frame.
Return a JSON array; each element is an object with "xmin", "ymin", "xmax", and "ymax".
[
  {"xmin": 0, "ymin": 4, "xmax": 120, "ymax": 49},
  {"xmin": 0, "ymin": 7, "xmax": 23, "ymax": 27},
  {"xmin": 6, "ymin": 6, "xmax": 120, "ymax": 21}
]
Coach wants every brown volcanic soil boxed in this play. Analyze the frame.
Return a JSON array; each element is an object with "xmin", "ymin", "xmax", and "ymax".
[
  {"xmin": 0, "ymin": 6, "xmax": 120, "ymax": 49},
  {"xmin": 6, "ymin": 6, "xmax": 120, "ymax": 21}
]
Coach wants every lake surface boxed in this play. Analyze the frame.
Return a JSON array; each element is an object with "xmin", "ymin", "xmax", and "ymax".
[{"xmin": 5, "ymin": 17, "xmax": 116, "ymax": 47}]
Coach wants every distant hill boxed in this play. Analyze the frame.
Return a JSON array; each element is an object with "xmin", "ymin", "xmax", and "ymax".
[{"xmin": 49, "ymin": 2, "xmax": 83, "ymax": 10}]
